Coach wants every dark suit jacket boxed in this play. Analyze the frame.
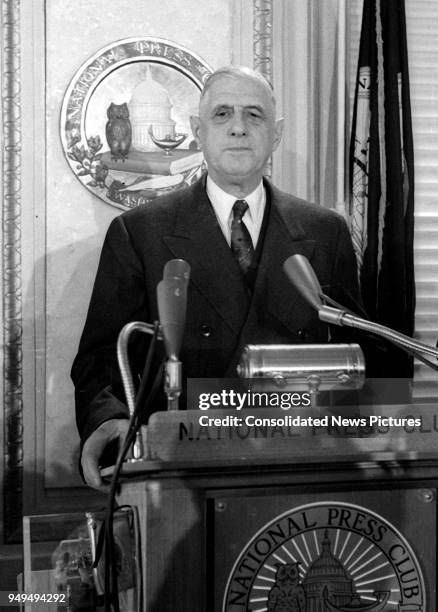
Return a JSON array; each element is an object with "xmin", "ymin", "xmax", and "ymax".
[{"xmin": 72, "ymin": 177, "xmax": 368, "ymax": 443}]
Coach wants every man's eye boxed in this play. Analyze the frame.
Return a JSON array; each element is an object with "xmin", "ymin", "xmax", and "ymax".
[{"xmin": 215, "ymin": 109, "xmax": 230, "ymax": 118}]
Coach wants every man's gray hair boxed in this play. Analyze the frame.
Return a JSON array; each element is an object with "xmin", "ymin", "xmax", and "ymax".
[{"xmin": 200, "ymin": 65, "xmax": 276, "ymax": 107}]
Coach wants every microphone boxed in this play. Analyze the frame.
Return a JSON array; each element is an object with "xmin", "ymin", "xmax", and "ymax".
[
  {"xmin": 157, "ymin": 278, "xmax": 187, "ymax": 359},
  {"xmin": 163, "ymin": 258, "xmax": 191, "ymax": 284},
  {"xmin": 157, "ymin": 259, "xmax": 191, "ymax": 410},
  {"xmin": 283, "ymin": 254, "xmax": 438, "ymax": 363},
  {"xmin": 283, "ymin": 254, "xmax": 323, "ymax": 311}
]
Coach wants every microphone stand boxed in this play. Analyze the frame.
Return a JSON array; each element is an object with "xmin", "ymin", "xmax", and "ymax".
[
  {"xmin": 117, "ymin": 321, "xmax": 160, "ymax": 462},
  {"xmin": 318, "ymin": 304, "xmax": 438, "ymax": 361},
  {"xmin": 117, "ymin": 259, "xmax": 190, "ymax": 458},
  {"xmin": 164, "ymin": 356, "xmax": 182, "ymax": 411}
]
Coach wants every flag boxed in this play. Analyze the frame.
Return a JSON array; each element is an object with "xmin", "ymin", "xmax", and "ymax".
[{"xmin": 348, "ymin": 0, "xmax": 415, "ymax": 378}]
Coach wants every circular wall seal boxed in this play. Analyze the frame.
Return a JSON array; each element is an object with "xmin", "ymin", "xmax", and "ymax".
[
  {"xmin": 60, "ymin": 38, "xmax": 212, "ymax": 210},
  {"xmin": 223, "ymin": 501, "xmax": 425, "ymax": 611}
]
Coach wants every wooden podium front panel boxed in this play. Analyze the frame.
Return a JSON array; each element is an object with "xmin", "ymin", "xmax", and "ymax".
[
  {"xmin": 114, "ymin": 409, "xmax": 438, "ymax": 610},
  {"xmin": 211, "ymin": 487, "xmax": 435, "ymax": 611}
]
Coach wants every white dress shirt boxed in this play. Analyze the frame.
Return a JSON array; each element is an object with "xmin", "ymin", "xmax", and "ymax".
[{"xmin": 206, "ymin": 176, "xmax": 266, "ymax": 248}]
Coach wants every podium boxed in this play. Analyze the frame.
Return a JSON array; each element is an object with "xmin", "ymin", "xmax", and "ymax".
[{"xmin": 111, "ymin": 405, "xmax": 438, "ymax": 611}]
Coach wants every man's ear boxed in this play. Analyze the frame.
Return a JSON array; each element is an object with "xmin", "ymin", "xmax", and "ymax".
[
  {"xmin": 272, "ymin": 117, "xmax": 284, "ymax": 152},
  {"xmin": 190, "ymin": 115, "xmax": 202, "ymax": 148}
]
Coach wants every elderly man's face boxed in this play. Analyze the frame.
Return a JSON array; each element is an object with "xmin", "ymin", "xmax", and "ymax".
[{"xmin": 190, "ymin": 73, "xmax": 283, "ymax": 194}]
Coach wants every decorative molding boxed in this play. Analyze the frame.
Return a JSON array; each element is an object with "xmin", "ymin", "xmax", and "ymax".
[
  {"xmin": 253, "ymin": 0, "xmax": 273, "ymax": 84},
  {"xmin": 253, "ymin": 0, "xmax": 273, "ymax": 176},
  {"xmin": 2, "ymin": 0, "xmax": 23, "ymax": 543}
]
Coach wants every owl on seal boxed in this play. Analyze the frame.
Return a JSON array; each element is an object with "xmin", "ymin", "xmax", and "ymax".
[
  {"xmin": 105, "ymin": 102, "xmax": 132, "ymax": 161},
  {"xmin": 267, "ymin": 562, "xmax": 306, "ymax": 612}
]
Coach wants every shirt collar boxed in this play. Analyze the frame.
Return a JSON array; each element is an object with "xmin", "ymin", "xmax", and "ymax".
[{"xmin": 206, "ymin": 175, "xmax": 265, "ymax": 226}]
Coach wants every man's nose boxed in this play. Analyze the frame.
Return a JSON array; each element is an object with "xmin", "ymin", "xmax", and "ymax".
[{"xmin": 229, "ymin": 111, "xmax": 247, "ymax": 136}]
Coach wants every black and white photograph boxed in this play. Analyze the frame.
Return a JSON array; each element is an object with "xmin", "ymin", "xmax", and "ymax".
[{"xmin": 1, "ymin": 1, "xmax": 438, "ymax": 610}]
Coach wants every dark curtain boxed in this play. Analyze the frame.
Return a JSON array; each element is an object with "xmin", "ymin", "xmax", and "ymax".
[{"xmin": 349, "ymin": 0, "xmax": 415, "ymax": 378}]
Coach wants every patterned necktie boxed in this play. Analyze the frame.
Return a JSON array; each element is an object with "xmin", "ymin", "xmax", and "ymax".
[{"xmin": 231, "ymin": 199, "xmax": 255, "ymax": 274}]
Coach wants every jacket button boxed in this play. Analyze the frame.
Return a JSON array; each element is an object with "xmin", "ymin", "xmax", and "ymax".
[
  {"xmin": 200, "ymin": 325, "xmax": 212, "ymax": 337},
  {"xmin": 297, "ymin": 329, "xmax": 307, "ymax": 340}
]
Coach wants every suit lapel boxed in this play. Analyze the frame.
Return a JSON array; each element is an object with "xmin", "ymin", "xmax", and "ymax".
[
  {"xmin": 162, "ymin": 178, "xmax": 318, "ymax": 339},
  {"xmin": 252, "ymin": 182, "xmax": 316, "ymax": 333},
  {"xmin": 225, "ymin": 183, "xmax": 319, "ymax": 375},
  {"xmin": 162, "ymin": 179, "xmax": 249, "ymax": 334}
]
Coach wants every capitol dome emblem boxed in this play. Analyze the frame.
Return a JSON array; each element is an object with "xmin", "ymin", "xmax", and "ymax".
[
  {"xmin": 223, "ymin": 502, "xmax": 425, "ymax": 612},
  {"xmin": 60, "ymin": 38, "xmax": 212, "ymax": 210}
]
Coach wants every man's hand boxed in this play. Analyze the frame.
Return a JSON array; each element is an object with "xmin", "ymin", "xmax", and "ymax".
[{"xmin": 81, "ymin": 419, "xmax": 130, "ymax": 492}]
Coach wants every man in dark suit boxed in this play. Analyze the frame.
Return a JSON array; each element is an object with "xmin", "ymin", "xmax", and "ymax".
[{"xmin": 72, "ymin": 65, "xmax": 366, "ymax": 490}]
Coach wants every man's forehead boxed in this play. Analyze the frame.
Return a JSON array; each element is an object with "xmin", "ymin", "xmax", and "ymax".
[{"xmin": 201, "ymin": 75, "xmax": 274, "ymax": 109}]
